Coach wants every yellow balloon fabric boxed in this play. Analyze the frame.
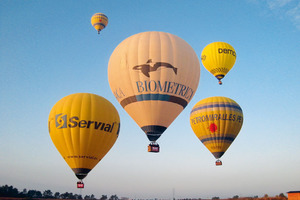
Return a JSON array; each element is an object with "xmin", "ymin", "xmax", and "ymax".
[
  {"xmin": 190, "ymin": 96, "xmax": 243, "ymax": 160},
  {"xmin": 91, "ymin": 13, "xmax": 108, "ymax": 34},
  {"xmin": 201, "ymin": 42, "xmax": 236, "ymax": 84},
  {"xmin": 48, "ymin": 93, "xmax": 120, "ymax": 180},
  {"xmin": 108, "ymin": 31, "xmax": 200, "ymax": 144}
]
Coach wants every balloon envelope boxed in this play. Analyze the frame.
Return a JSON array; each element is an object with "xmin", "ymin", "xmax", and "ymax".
[
  {"xmin": 91, "ymin": 13, "xmax": 108, "ymax": 34},
  {"xmin": 108, "ymin": 31, "xmax": 200, "ymax": 147},
  {"xmin": 201, "ymin": 42, "xmax": 236, "ymax": 84},
  {"xmin": 48, "ymin": 93, "xmax": 120, "ymax": 180},
  {"xmin": 190, "ymin": 96, "xmax": 243, "ymax": 161}
]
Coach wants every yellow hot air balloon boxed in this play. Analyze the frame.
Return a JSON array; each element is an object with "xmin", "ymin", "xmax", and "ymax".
[
  {"xmin": 190, "ymin": 96, "xmax": 243, "ymax": 165},
  {"xmin": 201, "ymin": 42, "xmax": 236, "ymax": 85},
  {"xmin": 108, "ymin": 31, "xmax": 200, "ymax": 152},
  {"xmin": 48, "ymin": 93, "xmax": 120, "ymax": 187},
  {"xmin": 91, "ymin": 13, "xmax": 108, "ymax": 34}
]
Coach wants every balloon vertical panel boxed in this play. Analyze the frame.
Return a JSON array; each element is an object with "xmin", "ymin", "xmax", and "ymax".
[{"xmin": 108, "ymin": 31, "xmax": 200, "ymax": 143}]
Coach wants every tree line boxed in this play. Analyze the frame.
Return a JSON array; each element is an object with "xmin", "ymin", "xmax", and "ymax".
[
  {"xmin": 0, "ymin": 184, "xmax": 288, "ymax": 200},
  {"xmin": 0, "ymin": 184, "xmax": 119, "ymax": 200}
]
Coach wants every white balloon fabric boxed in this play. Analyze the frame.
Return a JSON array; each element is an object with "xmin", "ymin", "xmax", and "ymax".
[{"xmin": 108, "ymin": 31, "xmax": 200, "ymax": 145}]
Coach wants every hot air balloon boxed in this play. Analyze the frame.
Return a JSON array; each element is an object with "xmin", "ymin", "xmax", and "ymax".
[
  {"xmin": 201, "ymin": 42, "xmax": 236, "ymax": 85},
  {"xmin": 108, "ymin": 31, "xmax": 200, "ymax": 152},
  {"xmin": 190, "ymin": 96, "xmax": 243, "ymax": 165},
  {"xmin": 48, "ymin": 93, "xmax": 120, "ymax": 187},
  {"xmin": 91, "ymin": 13, "xmax": 108, "ymax": 34}
]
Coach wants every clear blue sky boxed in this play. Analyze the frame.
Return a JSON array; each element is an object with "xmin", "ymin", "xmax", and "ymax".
[{"xmin": 1, "ymin": 0, "xmax": 300, "ymax": 199}]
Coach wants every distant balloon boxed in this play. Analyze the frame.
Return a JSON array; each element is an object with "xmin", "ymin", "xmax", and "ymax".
[
  {"xmin": 108, "ymin": 31, "xmax": 200, "ymax": 152},
  {"xmin": 48, "ymin": 93, "xmax": 120, "ymax": 185},
  {"xmin": 201, "ymin": 42, "xmax": 236, "ymax": 85},
  {"xmin": 190, "ymin": 96, "xmax": 243, "ymax": 165},
  {"xmin": 91, "ymin": 13, "xmax": 108, "ymax": 34}
]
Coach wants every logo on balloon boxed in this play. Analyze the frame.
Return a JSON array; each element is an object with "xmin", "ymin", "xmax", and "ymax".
[
  {"xmin": 133, "ymin": 59, "xmax": 178, "ymax": 77},
  {"xmin": 56, "ymin": 113, "xmax": 67, "ymax": 129},
  {"xmin": 209, "ymin": 123, "xmax": 218, "ymax": 133},
  {"xmin": 55, "ymin": 113, "xmax": 117, "ymax": 133},
  {"xmin": 218, "ymin": 48, "xmax": 236, "ymax": 57}
]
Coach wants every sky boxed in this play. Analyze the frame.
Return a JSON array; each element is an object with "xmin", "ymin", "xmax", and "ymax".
[{"xmin": 1, "ymin": 0, "xmax": 300, "ymax": 199}]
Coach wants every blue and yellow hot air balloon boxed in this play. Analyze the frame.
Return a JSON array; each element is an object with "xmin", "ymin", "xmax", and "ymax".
[
  {"xmin": 48, "ymin": 93, "xmax": 120, "ymax": 187},
  {"xmin": 190, "ymin": 96, "xmax": 243, "ymax": 165},
  {"xmin": 108, "ymin": 31, "xmax": 200, "ymax": 152},
  {"xmin": 201, "ymin": 42, "xmax": 236, "ymax": 85},
  {"xmin": 91, "ymin": 13, "xmax": 108, "ymax": 34}
]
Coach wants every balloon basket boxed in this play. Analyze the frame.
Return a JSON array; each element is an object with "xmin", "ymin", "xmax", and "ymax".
[
  {"xmin": 148, "ymin": 143, "xmax": 159, "ymax": 153},
  {"xmin": 215, "ymin": 160, "xmax": 222, "ymax": 166},
  {"xmin": 77, "ymin": 181, "xmax": 84, "ymax": 189}
]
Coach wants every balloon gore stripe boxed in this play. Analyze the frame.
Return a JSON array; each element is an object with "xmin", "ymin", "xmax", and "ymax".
[
  {"xmin": 190, "ymin": 103, "xmax": 242, "ymax": 114},
  {"xmin": 200, "ymin": 136, "xmax": 236, "ymax": 143},
  {"xmin": 93, "ymin": 13, "xmax": 108, "ymax": 18},
  {"xmin": 120, "ymin": 94, "xmax": 188, "ymax": 108},
  {"xmin": 92, "ymin": 22, "xmax": 106, "ymax": 28}
]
